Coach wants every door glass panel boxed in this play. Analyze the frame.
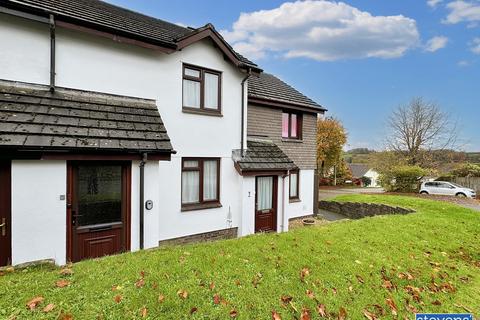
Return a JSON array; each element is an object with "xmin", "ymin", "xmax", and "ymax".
[
  {"xmin": 77, "ymin": 165, "xmax": 122, "ymax": 226},
  {"xmin": 257, "ymin": 176, "xmax": 273, "ymax": 211}
]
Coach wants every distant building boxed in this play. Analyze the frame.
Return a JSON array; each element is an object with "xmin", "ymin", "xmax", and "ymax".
[{"xmin": 348, "ymin": 164, "xmax": 380, "ymax": 187}]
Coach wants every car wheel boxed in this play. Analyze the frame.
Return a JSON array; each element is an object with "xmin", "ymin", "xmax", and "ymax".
[
  {"xmin": 456, "ymin": 193, "xmax": 467, "ymax": 198},
  {"xmin": 420, "ymin": 191, "xmax": 428, "ymax": 195}
]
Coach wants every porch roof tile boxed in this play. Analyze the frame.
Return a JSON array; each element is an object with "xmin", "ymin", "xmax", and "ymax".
[
  {"xmin": 0, "ymin": 80, "xmax": 173, "ymax": 154},
  {"xmin": 235, "ymin": 139, "xmax": 297, "ymax": 173}
]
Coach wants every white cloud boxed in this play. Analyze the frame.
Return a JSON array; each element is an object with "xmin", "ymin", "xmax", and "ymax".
[
  {"xmin": 427, "ymin": 0, "xmax": 443, "ymax": 8},
  {"xmin": 443, "ymin": 0, "xmax": 480, "ymax": 24},
  {"xmin": 470, "ymin": 37, "xmax": 480, "ymax": 53},
  {"xmin": 457, "ymin": 59, "xmax": 471, "ymax": 66},
  {"xmin": 221, "ymin": 0, "xmax": 420, "ymax": 62},
  {"xmin": 424, "ymin": 36, "xmax": 449, "ymax": 52}
]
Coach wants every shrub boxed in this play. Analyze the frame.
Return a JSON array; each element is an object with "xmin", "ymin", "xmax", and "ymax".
[
  {"xmin": 379, "ymin": 165, "xmax": 426, "ymax": 192},
  {"xmin": 450, "ymin": 163, "xmax": 480, "ymax": 177},
  {"xmin": 360, "ymin": 176, "xmax": 372, "ymax": 187}
]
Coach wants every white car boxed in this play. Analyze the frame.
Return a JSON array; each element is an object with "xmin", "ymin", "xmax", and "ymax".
[{"xmin": 420, "ymin": 181, "xmax": 477, "ymax": 198}]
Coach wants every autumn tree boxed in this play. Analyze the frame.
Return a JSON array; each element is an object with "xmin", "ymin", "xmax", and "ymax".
[
  {"xmin": 317, "ymin": 117, "xmax": 347, "ymax": 177},
  {"xmin": 386, "ymin": 97, "xmax": 458, "ymax": 166}
]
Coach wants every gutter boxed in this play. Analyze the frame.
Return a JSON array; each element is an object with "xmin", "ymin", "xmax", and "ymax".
[
  {"xmin": 240, "ymin": 69, "xmax": 252, "ymax": 157},
  {"xmin": 49, "ymin": 14, "xmax": 55, "ymax": 92},
  {"xmin": 281, "ymin": 170, "xmax": 290, "ymax": 232},
  {"xmin": 139, "ymin": 153, "xmax": 147, "ymax": 250}
]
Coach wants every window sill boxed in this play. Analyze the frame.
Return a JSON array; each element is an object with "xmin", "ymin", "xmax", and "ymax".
[
  {"xmin": 282, "ymin": 138, "xmax": 303, "ymax": 143},
  {"xmin": 181, "ymin": 202, "xmax": 222, "ymax": 212},
  {"xmin": 289, "ymin": 198, "xmax": 301, "ymax": 203},
  {"xmin": 182, "ymin": 107, "xmax": 223, "ymax": 117}
]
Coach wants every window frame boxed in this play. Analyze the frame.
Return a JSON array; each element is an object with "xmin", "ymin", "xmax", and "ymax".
[
  {"xmin": 182, "ymin": 64, "xmax": 222, "ymax": 115},
  {"xmin": 289, "ymin": 169, "xmax": 300, "ymax": 201},
  {"xmin": 282, "ymin": 111, "xmax": 303, "ymax": 140},
  {"xmin": 181, "ymin": 157, "xmax": 221, "ymax": 211}
]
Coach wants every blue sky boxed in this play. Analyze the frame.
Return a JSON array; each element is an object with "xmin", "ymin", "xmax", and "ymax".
[{"xmin": 107, "ymin": 0, "xmax": 480, "ymax": 151}]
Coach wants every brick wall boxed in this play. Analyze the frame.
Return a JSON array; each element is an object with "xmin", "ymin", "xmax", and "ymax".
[
  {"xmin": 247, "ymin": 104, "xmax": 317, "ymax": 169},
  {"xmin": 158, "ymin": 227, "xmax": 238, "ymax": 246}
]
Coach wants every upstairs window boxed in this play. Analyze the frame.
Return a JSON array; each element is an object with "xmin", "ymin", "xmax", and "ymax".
[
  {"xmin": 282, "ymin": 111, "xmax": 302, "ymax": 139},
  {"xmin": 183, "ymin": 64, "xmax": 221, "ymax": 114}
]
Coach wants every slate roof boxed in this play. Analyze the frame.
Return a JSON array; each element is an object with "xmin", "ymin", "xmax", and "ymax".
[
  {"xmin": 0, "ymin": 81, "xmax": 173, "ymax": 153},
  {"xmin": 3, "ymin": 0, "xmax": 258, "ymax": 68},
  {"xmin": 248, "ymin": 73, "xmax": 326, "ymax": 112},
  {"xmin": 235, "ymin": 139, "xmax": 297, "ymax": 173},
  {"xmin": 348, "ymin": 164, "xmax": 370, "ymax": 178}
]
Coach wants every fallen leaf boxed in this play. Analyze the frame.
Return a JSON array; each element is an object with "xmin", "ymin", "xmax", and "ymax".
[
  {"xmin": 60, "ymin": 268, "xmax": 73, "ymax": 276},
  {"xmin": 111, "ymin": 285, "xmax": 122, "ymax": 291},
  {"xmin": 234, "ymin": 279, "xmax": 241, "ymax": 286},
  {"xmin": 190, "ymin": 307, "xmax": 198, "ymax": 314},
  {"xmin": 385, "ymin": 298, "xmax": 398, "ymax": 316},
  {"xmin": 209, "ymin": 282, "xmax": 216, "ymax": 290},
  {"xmin": 135, "ymin": 278, "xmax": 145, "ymax": 288},
  {"xmin": 306, "ymin": 289, "xmax": 315, "ymax": 299},
  {"xmin": 280, "ymin": 295, "xmax": 293, "ymax": 304},
  {"xmin": 382, "ymin": 280, "xmax": 394, "ymax": 290},
  {"xmin": 338, "ymin": 307, "xmax": 347, "ymax": 320},
  {"xmin": 58, "ymin": 312, "xmax": 74, "ymax": 320},
  {"xmin": 348, "ymin": 286, "xmax": 353, "ymax": 292},
  {"xmin": 158, "ymin": 294, "xmax": 165, "ymax": 303},
  {"xmin": 177, "ymin": 289, "xmax": 188, "ymax": 299},
  {"xmin": 230, "ymin": 309, "xmax": 238, "ymax": 318},
  {"xmin": 300, "ymin": 268, "xmax": 310, "ymax": 281},
  {"xmin": 252, "ymin": 273, "xmax": 263, "ymax": 287},
  {"xmin": 213, "ymin": 294, "xmax": 221, "ymax": 305},
  {"xmin": 56, "ymin": 280, "xmax": 71, "ymax": 288},
  {"xmin": 140, "ymin": 307, "xmax": 147, "ymax": 318},
  {"xmin": 317, "ymin": 304, "xmax": 327, "ymax": 317},
  {"xmin": 356, "ymin": 275, "xmax": 365, "ymax": 284},
  {"xmin": 114, "ymin": 295, "xmax": 122, "ymax": 303},
  {"xmin": 432, "ymin": 300, "xmax": 442, "ymax": 306},
  {"xmin": 332, "ymin": 288, "xmax": 337, "ymax": 295},
  {"xmin": 300, "ymin": 308, "xmax": 311, "ymax": 320},
  {"xmin": 43, "ymin": 303, "xmax": 55, "ymax": 313},
  {"xmin": 272, "ymin": 310, "xmax": 282, "ymax": 320},
  {"xmin": 140, "ymin": 271, "xmax": 146, "ymax": 278},
  {"xmin": 363, "ymin": 309, "xmax": 377, "ymax": 320},
  {"xmin": 26, "ymin": 296, "xmax": 44, "ymax": 310}
]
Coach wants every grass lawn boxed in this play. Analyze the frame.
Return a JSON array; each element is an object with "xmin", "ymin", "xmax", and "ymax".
[{"xmin": 1, "ymin": 195, "xmax": 479, "ymax": 319}]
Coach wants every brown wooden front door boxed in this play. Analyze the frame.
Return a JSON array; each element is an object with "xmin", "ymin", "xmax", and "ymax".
[
  {"xmin": 67, "ymin": 162, "xmax": 131, "ymax": 263},
  {"xmin": 255, "ymin": 176, "xmax": 278, "ymax": 233},
  {"xmin": 0, "ymin": 161, "xmax": 11, "ymax": 266}
]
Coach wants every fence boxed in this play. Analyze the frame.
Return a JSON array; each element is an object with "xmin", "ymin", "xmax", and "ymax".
[{"xmin": 453, "ymin": 177, "xmax": 480, "ymax": 192}]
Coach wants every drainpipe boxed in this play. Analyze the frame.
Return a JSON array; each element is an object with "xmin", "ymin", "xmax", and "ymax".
[
  {"xmin": 280, "ymin": 170, "xmax": 290, "ymax": 232},
  {"xmin": 49, "ymin": 14, "xmax": 56, "ymax": 92},
  {"xmin": 240, "ymin": 69, "xmax": 252, "ymax": 157},
  {"xmin": 139, "ymin": 153, "xmax": 147, "ymax": 250}
]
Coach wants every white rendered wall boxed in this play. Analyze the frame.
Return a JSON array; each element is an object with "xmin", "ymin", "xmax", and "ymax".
[
  {"xmin": 11, "ymin": 161, "xmax": 67, "ymax": 265},
  {"xmin": 365, "ymin": 169, "xmax": 380, "ymax": 187},
  {"xmin": 158, "ymin": 157, "xmax": 242, "ymax": 241},
  {"xmin": 287, "ymin": 170, "xmax": 315, "ymax": 219},
  {"xmin": 131, "ymin": 161, "xmax": 160, "ymax": 250},
  {"xmin": 0, "ymin": 15, "xmax": 255, "ymax": 248},
  {"xmin": 0, "ymin": 14, "xmax": 50, "ymax": 85}
]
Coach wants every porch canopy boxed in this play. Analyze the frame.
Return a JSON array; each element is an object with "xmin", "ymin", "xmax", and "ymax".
[
  {"xmin": 234, "ymin": 139, "xmax": 297, "ymax": 176},
  {"xmin": 0, "ymin": 80, "xmax": 174, "ymax": 160}
]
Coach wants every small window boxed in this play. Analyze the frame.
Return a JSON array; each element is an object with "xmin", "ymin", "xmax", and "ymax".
[
  {"xmin": 282, "ymin": 111, "xmax": 302, "ymax": 139},
  {"xmin": 181, "ymin": 158, "xmax": 220, "ymax": 209},
  {"xmin": 183, "ymin": 64, "xmax": 221, "ymax": 114},
  {"xmin": 289, "ymin": 169, "xmax": 300, "ymax": 200}
]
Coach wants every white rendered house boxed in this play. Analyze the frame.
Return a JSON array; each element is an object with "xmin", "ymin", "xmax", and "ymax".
[{"xmin": 0, "ymin": 0, "xmax": 325, "ymax": 266}]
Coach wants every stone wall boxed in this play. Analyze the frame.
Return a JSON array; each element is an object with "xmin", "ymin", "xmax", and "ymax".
[
  {"xmin": 158, "ymin": 228, "xmax": 238, "ymax": 246},
  {"xmin": 318, "ymin": 201, "xmax": 415, "ymax": 219}
]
